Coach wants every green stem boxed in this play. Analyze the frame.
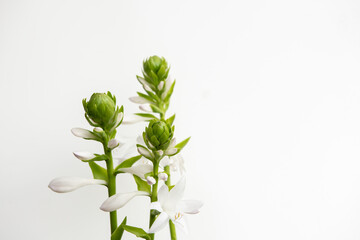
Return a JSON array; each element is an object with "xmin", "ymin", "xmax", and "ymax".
[
  {"xmin": 104, "ymin": 145, "xmax": 118, "ymax": 234},
  {"xmin": 164, "ymin": 166, "xmax": 177, "ymax": 240},
  {"xmin": 149, "ymin": 160, "xmax": 159, "ymax": 240}
]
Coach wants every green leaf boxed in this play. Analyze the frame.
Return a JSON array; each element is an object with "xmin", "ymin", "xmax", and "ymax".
[
  {"xmin": 89, "ymin": 162, "xmax": 108, "ymax": 181},
  {"xmin": 122, "ymin": 225, "xmax": 151, "ymax": 240},
  {"xmin": 111, "ymin": 217, "xmax": 127, "ymax": 240},
  {"xmin": 80, "ymin": 154, "xmax": 108, "ymax": 162},
  {"xmin": 150, "ymin": 104, "xmax": 163, "ymax": 114},
  {"xmin": 135, "ymin": 113, "xmax": 158, "ymax": 120},
  {"xmin": 166, "ymin": 114, "xmax": 176, "ymax": 126},
  {"xmin": 164, "ymin": 80, "xmax": 176, "ymax": 102},
  {"xmin": 175, "ymin": 137, "xmax": 191, "ymax": 151},
  {"xmin": 133, "ymin": 175, "xmax": 151, "ymax": 194},
  {"xmin": 114, "ymin": 155, "xmax": 142, "ymax": 172},
  {"xmin": 137, "ymin": 92, "xmax": 155, "ymax": 104}
]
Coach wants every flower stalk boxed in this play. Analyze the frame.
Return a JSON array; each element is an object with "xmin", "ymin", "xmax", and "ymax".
[{"xmin": 104, "ymin": 142, "xmax": 118, "ymax": 234}]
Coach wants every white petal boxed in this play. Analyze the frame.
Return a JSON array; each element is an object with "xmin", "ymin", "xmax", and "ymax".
[
  {"xmin": 139, "ymin": 104, "xmax": 152, "ymax": 112},
  {"xmin": 48, "ymin": 177, "xmax": 106, "ymax": 193},
  {"xmin": 158, "ymin": 172, "xmax": 168, "ymax": 181},
  {"xmin": 118, "ymin": 164, "xmax": 153, "ymax": 179},
  {"xmin": 100, "ymin": 191, "xmax": 149, "ymax": 212},
  {"xmin": 137, "ymin": 146, "xmax": 153, "ymax": 160},
  {"xmin": 115, "ymin": 112, "xmax": 124, "ymax": 126},
  {"xmin": 173, "ymin": 217, "xmax": 188, "ymax": 234},
  {"xmin": 165, "ymin": 177, "xmax": 186, "ymax": 211},
  {"xmin": 159, "ymin": 156, "xmax": 173, "ymax": 168},
  {"xmin": 108, "ymin": 139, "xmax": 120, "ymax": 149},
  {"xmin": 177, "ymin": 200, "xmax": 203, "ymax": 214},
  {"xmin": 157, "ymin": 184, "xmax": 169, "ymax": 207},
  {"xmin": 169, "ymin": 138, "xmax": 177, "ymax": 148},
  {"xmin": 146, "ymin": 176, "xmax": 156, "ymax": 185},
  {"xmin": 73, "ymin": 152, "xmax": 96, "ymax": 161},
  {"xmin": 148, "ymin": 212, "xmax": 170, "ymax": 233},
  {"xmin": 150, "ymin": 201, "xmax": 163, "ymax": 212},
  {"xmin": 71, "ymin": 128, "xmax": 96, "ymax": 139},
  {"xmin": 129, "ymin": 96, "xmax": 152, "ymax": 104},
  {"xmin": 157, "ymin": 81, "xmax": 164, "ymax": 90},
  {"xmin": 165, "ymin": 148, "xmax": 178, "ymax": 156}
]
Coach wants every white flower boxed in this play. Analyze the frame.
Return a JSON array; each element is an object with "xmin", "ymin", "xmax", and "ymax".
[
  {"xmin": 100, "ymin": 191, "xmax": 150, "ymax": 212},
  {"xmin": 93, "ymin": 127, "xmax": 103, "ymax": 133},
  {"xmin": 164, "ymin": 138, "xmax": 178, "ymax": 156},
  {"xmin": 137, "ymin": 145, "xmax": 154, "ymax": 160},
  {"xmin": 160, "ymin": 154, "xmax": 185, "ymax": 175},
  {"xmin": 73, "ymin": 152, "xmax": 96, "ymax": 161},
  {"xmin": 149, "ymin": 177, "xmax": 203, "ymax": 233},
  {"xmin": 48, "ymin": 177, "xmax": 106, "ymax": 193},
  {"xmin": 139, "ymin": 104, "xmax": 152, "ymax": 112},
  {"xmin": 129, "ymin": 96, "xmax": 152, "ymax": 104},
  {"xmin": 157, "ymin": 81, "xmax": 164, "ymax": 91},
  {"xmin": 71, "ymin": 128, "xmax": 97, "ymax": 140}
]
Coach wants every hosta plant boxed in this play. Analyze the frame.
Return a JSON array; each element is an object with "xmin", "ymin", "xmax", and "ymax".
[{"xmin": 49, "ymin": 56, "xmax": 202, "ymax": 240}]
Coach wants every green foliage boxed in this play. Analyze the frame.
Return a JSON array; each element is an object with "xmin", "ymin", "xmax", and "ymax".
[
  {"xmin": 133, "ymin": 175, "xmax": 151, "ymax": 194},
  {"xmin": 175, "ymin": 137, "xmax": 191, "ymax": 151},
  {"xmin": 122, "ymin": 225, "xmax": 151, "ymax": 240},
  {"xmin": 111, "ymin": 217, "xmax": 127, "ymax": 240},
  {"xmin": 88, "ymin": 162, "xmax": 108, "ymax": 181}
]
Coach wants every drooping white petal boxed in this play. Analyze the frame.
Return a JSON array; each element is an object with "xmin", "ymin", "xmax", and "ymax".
[
  {"xmin": 159, "ymin": 156, "xmax": 174, "ymax": 168},
  {"xmin": 150, "ymin": 201, "xmax": 163, "ymax": 212},
  {"xmin": 129, "ymin": 96, "xmax": 152, "ymax": 104},
  {"xmin": 165, "ymin": 148, "xmax": 178, "ymax": 156},
  {"xmin": 48, "ymin": 177, "xmax": 106, "ymax": 193},
  {"xmin": 148, "ymin": 212, "xmax": 170, "ymax": 233},
  {"xmin": 117, "ymin": 164, "xmax": 153, "ymax": 179},
  {"xmin": 139, "ymin": 104, "xmax": 152, "ymax": 112},
  {"xmin": 108, "ymin": 139, "xmax": 120, "ymax": 149},
  {"xmin": 71, "ymin": 128, "xmax": 96, "ymax": 139},
  {"xmin": 73, "ymin": 152, "xmax": 96, "ymax": 161},
  {"xmin": 158, "ymin": 172, "xmax": 168, "ymax": 181},
  {"xmin": 165, "ymin": 177, "xmax": 186, "ymax": 211},
  {"xmin": 177, "ymin": 200, "xmax": 203, "ymax": 214},
  {"xmin": 157, "ymin": 184, "xmax": 169, "ymax": 207},
  {"xmin": 146, "ymin": 176, "xmax": 156, "ymax": 185},
  {"xmin": 137, "ymin": 146, "xmax": 153, "ymax": 160},
  {"xmin": 157, "ymin": 81, "xmax": 164, "ymax": 90},
  {"xmin": 100, "ymin": 191, "xmax": 149, "ymax": 212}
]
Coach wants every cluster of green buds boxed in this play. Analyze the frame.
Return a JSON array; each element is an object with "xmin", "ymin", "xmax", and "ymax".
[
  {"xmin": 83, "ymin": 91, "xmax": 124, "ymax": 136},
  {"xmin": 144, "ymin": 119, "xmax": 174, "ymax": 151},
  {"xmin": 130, "ymin": 56, "xmax": 176, "ymax": 119}
]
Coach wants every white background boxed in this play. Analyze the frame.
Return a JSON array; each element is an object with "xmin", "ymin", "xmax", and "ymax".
[{"xmin": 1, "ymin": 0, "xmax": 360, "ymax": 239}]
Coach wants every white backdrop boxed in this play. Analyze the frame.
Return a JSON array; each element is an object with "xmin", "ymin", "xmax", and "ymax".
[{"xmin": 1, "ymin": 0, "xmax": 360, "ymax": 239}]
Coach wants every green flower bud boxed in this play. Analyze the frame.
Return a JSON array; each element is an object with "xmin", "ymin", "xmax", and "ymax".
[
  {"xmin": 144, "ymin": 119, "xmax": 173, "ymax": 150},
  {"xmin": 83, "ymin": 92, "xmax": 117, "ymax": 130},
  {"xmin": 142, "ymin": 56, "xmax": 169, "ymax": 87}
]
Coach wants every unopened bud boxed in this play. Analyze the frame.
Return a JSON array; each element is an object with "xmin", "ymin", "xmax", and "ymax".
[
  {"xmin": 108, "ymin": 139, "xmax": 120, "ymax": 149},
  {"xmin": 146, "ymin": 176, "xmax": 156, "ymax": 185},
  {"xmin": 93, "ymin": 127, "xmax": 103, "ymax": 133},
  {"xmin": 158, "ymin": 172, "xmax": 168, "ymax": 181}
]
